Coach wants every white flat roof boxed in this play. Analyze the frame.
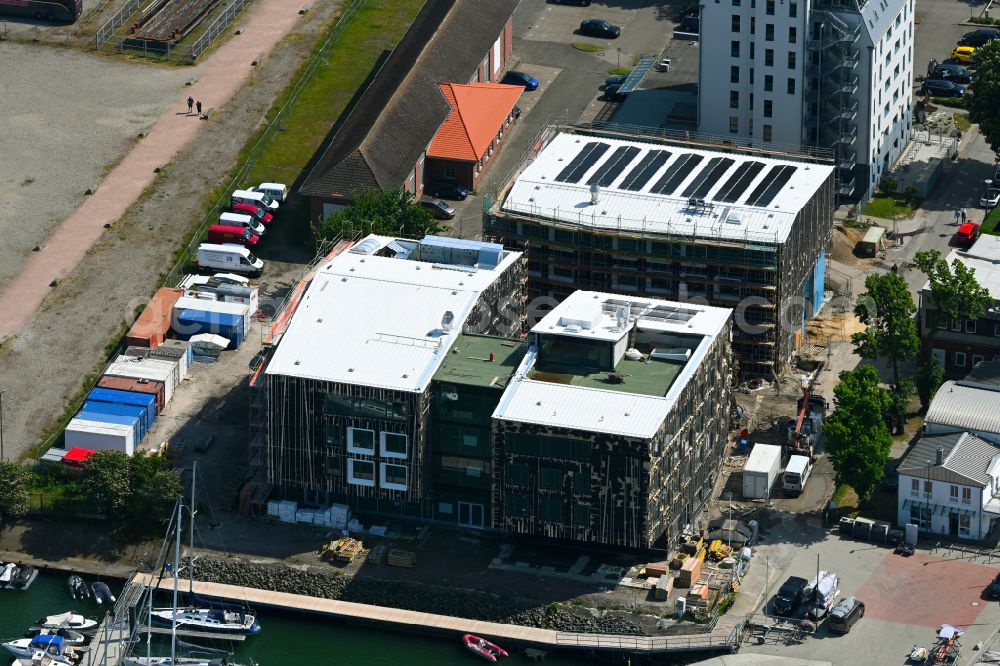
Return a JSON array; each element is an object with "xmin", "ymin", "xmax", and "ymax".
[
  {"xmin": 500, "ymin": 132, "xmax": 834, "ymax": 244},
  {"xmin": 493, "ymin": 291, "xmax": 731, "ymax": 439},
  {"xmin": 923, "ymin": 235, "xmax": 1000, "ymax": 301},
  {"xmin": 265, "ymin": 236, "xmax": 522, "ymax": 393}
]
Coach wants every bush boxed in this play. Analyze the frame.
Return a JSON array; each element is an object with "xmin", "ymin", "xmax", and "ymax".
[{"xmin": 930, "ymin": 96, "xmax": 968, "ymax": 110}]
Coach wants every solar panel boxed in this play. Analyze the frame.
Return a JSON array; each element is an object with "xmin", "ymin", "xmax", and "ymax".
[
  {"xmin": 683, "ymin": 157, "xmax": 735, "ymax": 199},
  {"xmin": 716, "ymin": 161, "xmax": 765, "ymax": 203},
  {"xmin": 650, "ymin": 154, "xmax": 704, "ymax": 195},
  {"xmin": 587, "ymin": 146, "xmax": 641, "ymax": 187},
  {"xmin": 620, "ymin": 150, "xmax": 670, "ymax": 191},
  {"xmin": 742, "ymin": 165, "xmax": 785, "ymax": 206},
  {"xmin": 555, "ymin": 142, "xmax": 611, "ymax": 183},
  {"xmin": 744, "ymin": 165, "xmax": 798, "ymax": 207},
  {"xmin": 617, "ymin": 55, "xmax": 656, "ymax": 95}
]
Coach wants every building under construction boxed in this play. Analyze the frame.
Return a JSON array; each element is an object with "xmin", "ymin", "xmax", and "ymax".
[{"xmin": 486, "ymin": 124, "xmax": 836, "ymax": 377}]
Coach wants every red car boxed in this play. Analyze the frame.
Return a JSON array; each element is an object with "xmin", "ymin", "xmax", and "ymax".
[
  {"xmin": 955, "ymin": 222, "xmax": 980, "ymax": 248},
  {"xmin": 232, "ymin": 202, "xmax": 273, "ymax": 224}
]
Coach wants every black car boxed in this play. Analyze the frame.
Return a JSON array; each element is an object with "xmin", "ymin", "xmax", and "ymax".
[
  {"xmin": 424, "ymin": 181, "xmax": 469, "ymax": 201},
  {"xmin": 605, "ymin": 74, "xmax": 628, "ymax": 88},
  {"xmin": 920, "ymin": 79, "xmax": 966, "ymax": 97},
  {"xmin": 773, "ymin": 576, "xmax": 809, "ymax": 615},
  {"xmin": 580, "ymin": 19, "xmax": 621, "ymax": 39},
  {"xmin": 960, "ymin": 28, "xmax": 1000, "ymax": 47},
  {"xmin": 988, "ymin": 573, "xmax": 1000, "ymax": 599},
  {"xmin": 931, "ymin": 63, "xmax": 973, "ymax": 84}
]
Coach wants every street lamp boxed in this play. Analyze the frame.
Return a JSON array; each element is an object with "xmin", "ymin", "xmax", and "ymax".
[
  {"xmin": 617, "ymin": 47, "xmax": 621, "ymax": 70},
  {"xmin": 723, "ymin": 491, "xmax": 734, "ymax": 545},
  {"xmin": 986, "ymin": 179, "xmax": 995, "ymax": 212},
  {"xmin": 0, "ymin": 390, "xmax": 6, "ymax": 462}
]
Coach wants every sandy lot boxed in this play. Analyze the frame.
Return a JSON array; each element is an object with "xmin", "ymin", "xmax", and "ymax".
[{"xmin": 0, "ymin": 43, "xmax": 187, "ymax": 289}]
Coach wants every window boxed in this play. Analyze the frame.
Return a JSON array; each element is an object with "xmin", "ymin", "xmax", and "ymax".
[
  {"xmin": 910, "ymin": 505, "xmax": 931, "ymax": 530},
  {"xmin": 788, "ymin": 51, "xmax": 797, "ymax": 69},
  {"xmin": 764, "ymin": 74, "xmax": 773, "ymax": 91},
  {"xmin": 959, "ymin": 513, "xmax": 972, "ymax": 537},
  {"xmin": 951, "ymin": 319, "xmax": 962, "ymax": 332},
  {"xmin": 950, "ymin": 485, "xmax": 959, "ymax": 502},
  {"xmin": 733, "ymin": 0, "xmax": 740, "ymax": 5},
  {"xmin": 911, "ymin": 478, "xmax": 920, "ymax": 497},
  {"xmin": 540, "ymin": 467, "xmax": 564, "ymax": 490},
  {"xmin": 731, "ymin": 40, "xmax": 740, "ymax": 57},
  {"xmin": 348, "ymin": 459, "xmax": 375, "ymax": 487},
  {"xmin": 789, "ymin": 26, "xmax": 797, "ymax": 43},
  {"xmin": 763, "ymin": 99, "xmax": 773, "ymax": 117},
  {"xmin": 787, "ymin": 78, "xmax": 796, "ymax": 94},
  {"xmin": 347, "ymin": 427, "xmax": 375, "ymax": 454},
  {"xmin": 956, "ymin": 351, "xmax": 967, "ymax": 367},
  {"xmin": 924, "ymin": 480, "xmax": 933, "ymax": 497},
  {"xmin": 730, "ymin": 90, "xmax": 739, "ymax": 108},
  {"xmin": 750, "ymin": 16, "xmax": 755, "ymax": 34},
  {"xmin": 573, "ymin": 472, "xmax": 590, "ymax": 494},
  {"xmin": 750, "ymin": 41, "xmax": 755, "ymax": 59},
  {"xmin": 749, "ymin": 67, "xmax": 755, "ymax": 84},
  {"xmin": 765, "ymin": 49, "xmax": 774, "ymax": 66},
  {"xmin": 963, "ymin": 487, "xmax": 973, "ymax": 505},
  {"xmin": 444, "ymin": 167, "xmax": 457, "ymax": 180},
  {"xmin": 765, "ymin": 23, "xmax": 774, "ymax": 41},
  {"xmin": 974, "ymin": 354, "xmax": 985, "ymax": 367},
  {"xmin": 966, "ymin": 320, "xmax": 977, "ymax": 333},
  {"xmin": 380, "ymin": 463, "xmax": 407, "ymax": 490},
  {"xmin": 380, "ymin": 432, "xmax": 407, "ymax": 459},
  {"xmin": 729, "ymin": 116, "xmax": 739, "ymax": 133},
  {"xmin": 763, "ymin": 124, "xmax": 773, "ymax": 141},
  {"xmin": 573, "ymin": 503, "xmax": 590, "ymax": 526},
  {"xmin": 539, "ymin": 497, "xmax": 562, "ymax": 522},
  {"xmin": 462, "ymin": 434, "xmax": 478, "ymax": 447},
  {"xmin": 731, "ymin": 14, "xmax": 740, "ymax": 31},
  {"xmin": 766, "ymin": 0, "xmax": 774, "ymax": 13},
  {"xmin": 789, "ymin": 0, "xmax": 797, "ymax": 16},
  {"xmin": 730, "ymin": 66, "xmax": 740, "ymax": 83}
]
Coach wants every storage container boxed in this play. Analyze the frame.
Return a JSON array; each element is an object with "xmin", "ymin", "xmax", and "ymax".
[
  {"xmin": 126, "ymin": 288, "xmax": 183, "ymax": 349},
  {"xmin": 174, "ymin": 310, "xmax": 246, "ymax": 349},
  {"xmin": 97, "ymin": 376, "xmax": 166, "ymax": 413},
  {"xmin": 104, "ymin": 357, "xmax": 180, "ymax": 404},
  {"xmin": 86, "ymin": 387, "xmax": 157, "ymax": 430},
  {"xmin": 150, "ymin": 339, "xmax": 192, "ymax": 380},
  {"xmin": 77, "ymin": 409, "xmax": 142, "ymax": 445},
  {"xmin": 79, "ymin": 400, "xmax": 149, "ymax": 441},
  {"xmin": 65, "ymin": 418, "xmax": 136, "ymax": 455},
  {"xmin": 172, "ymin": 297, "xmax": 250, "ymax": 336}
]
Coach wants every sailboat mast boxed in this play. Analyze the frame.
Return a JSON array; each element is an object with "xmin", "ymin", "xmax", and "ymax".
[
  {"xmin": 189, "ymin": 461, "xmax": 197, "ymax": 596},
  {"xmin": 171, "ymin": 497, "xmax": 182, "ymax": 665}
]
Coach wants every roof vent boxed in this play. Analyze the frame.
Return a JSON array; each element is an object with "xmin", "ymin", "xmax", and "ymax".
[
  {"xmin": 441, "ymin": 311, "xmax": 455, "ymax": 332},
  {"xmin": 590, "ymin": 183, "xmax": 601, "ymax": 205},
  {"xmin": 726, "ymin": 211, "xmax": 743, "ymax": 225},
  {"xmin": 936, "ymin": 446, "xmax": 944, "ymax": 465}
]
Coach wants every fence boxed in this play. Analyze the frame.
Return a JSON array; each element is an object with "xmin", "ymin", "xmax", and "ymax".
[
  {"xmin": 554, "ymin": 621, "xmax": 742, "ymax": 653},
  {"xmin": 190, "ymin": 0, "xmax": 251, "ymax": 60},
  {"xmin": 95, "ymin": 0, "xmax": 141, "ymax": 47}
]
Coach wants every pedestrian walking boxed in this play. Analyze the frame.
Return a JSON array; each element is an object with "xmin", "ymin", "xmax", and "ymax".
[
  {"xmin": 187, "ymin": 96, "xmax": 194, "ymax": 114},
  {"xmin": 954, "ymin": 208, "xmax": 962, "ymax": 225},
  {"xmin": 962, "ymin": 208, "xmax": 969, "ymax": 223},
  {"xmin": 196, "ymin": 100, "xmax": 202, "ymax": 115}
]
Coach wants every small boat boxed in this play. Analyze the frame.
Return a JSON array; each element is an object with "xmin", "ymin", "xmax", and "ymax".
[
  {"xmin": 8, "ymin": 565, "xmax": 39, "ymax": 591},
  {"xmin": 23, "ymin": 630, "xmax": 84, "ymax": 647},
  {"xmin": 148, "ymin": 607, "xmax": 260, "ymax": 636},
  {"xmin": 462, "ymin": 634, "xmax": 508, "ymax": 662},
  {"xmin": 35, "ymin": 612, "xmax": 97, "ymax": 632},
  {"xmin": 3, "ymin": 635, "xmax": 78, "ymax": 660},
  {"xmin": 0, "ymin": 563, "xmax": 16, "ymax": 585},
  {"xmin": 11, "ymin": 649, "xmax": 75, "ymax": 666},
  {"xmin": 67, "ymin": 577, "xmax": 89, "ymax": 602},
  {"xmin": 91, "ymin": 582, "xmax": 115, "ymax": 605}
]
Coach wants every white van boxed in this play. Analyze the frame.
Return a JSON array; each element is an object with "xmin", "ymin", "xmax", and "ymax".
[
  {"xmin": 219, "ymin": 212, "xmax": 265, "ymax": 236},
  {"xmin": 196, "ymin": 243, "xmax": 264, "ymax": 276},
  {"xmin": 254, "ymin": 182, "xmax": 287, "ymax": 203},
  {"xmin": 782, "ymin": 454, "xmax": 813, "ymax": 497},
  {"xmin": 232, "ymin": 189, "xmax": 279, "ymax": 212}
]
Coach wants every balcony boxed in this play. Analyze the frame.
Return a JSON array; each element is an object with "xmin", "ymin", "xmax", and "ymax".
[
  {"xmin": 826, "ymin": 75, "xmax": 860, "ymax": 97},
  {"xmin": 837, "ymin": 176, "xmax": 856, "ymax": 197}
]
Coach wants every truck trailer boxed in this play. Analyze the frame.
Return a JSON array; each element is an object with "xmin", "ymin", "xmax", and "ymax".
[{"xmin": 743, "ymin": 444, "xmax": 782, "ymax": 499}]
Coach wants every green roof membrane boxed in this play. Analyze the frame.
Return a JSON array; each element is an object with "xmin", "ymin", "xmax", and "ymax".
[
  {"xmin": 434, "ymin": 334, "xmax": 527, "ymax": 388},
  {"xmin": 529, "ymin": 353, "xmax": 683, "ymax": 398}
]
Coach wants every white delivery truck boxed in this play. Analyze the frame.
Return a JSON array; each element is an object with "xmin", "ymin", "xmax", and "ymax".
[
  {"xmin": 232, "ymin": 188, "xmax": 279, "ymax": 211},
  {"xmin": 254, "ymin": 182, "xmax": 287, "ymax": 203},
  {"xmin": 782, "ymin": 454, "xmax": 813, "ymax": 497},
  {"xmin": 196, "ymin": 243, "xmax": 264, "ymax": 276},
  {"xmin": 742, "ymin": 444, "xmax": 782, "ymax": 499},
  {"xmin": 219, "ymin": 212, "xmax": 265, "ymax": 236}
]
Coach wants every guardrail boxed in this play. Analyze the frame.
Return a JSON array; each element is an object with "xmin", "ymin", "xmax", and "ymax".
[
  {"xmin": 189, "ymin": 0, "xmax": 251, "ymax": 60},
  {"xmin": 95, "ymin": 0, "xmax": 142, "ymax": 47},
  {"xmin": 554, "ymin": 621, "xmax": 741, "ymax": 653}
]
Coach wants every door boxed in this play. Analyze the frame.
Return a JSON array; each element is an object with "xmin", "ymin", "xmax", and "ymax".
[
  {"xmin": 949, "ymin": 511, "xmax": 959, "ymax": 536},
  {"xmin": 458, "ymin": 502, "xmax": 484, "ymax": 528}
]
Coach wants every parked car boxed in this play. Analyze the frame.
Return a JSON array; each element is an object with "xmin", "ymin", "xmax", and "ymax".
[
  {"xmin": 219, "ymin": 212, "xmax": 265, "ymax": 236},
  {"xmin": 253, "ymin": 182, "xmax": 287, "ymax": 203},
  {"xmin": 424, "ymin": 181, "xmax": 469, "ymax": 201},
  {"xmin": 828, "ymin": 597, "xmax": 865, "ymax": 634},
  {"xmin": 419, "ymin": 197, "xmax": 456, "ymax": 220},
  {"xmin": 930, "ymin": 63, "xmax": 972, "ymax": 84},
  {"xmin": 655, "ymin": 58, "xmax": 671, "ymax": 72},
  {"xmin": 986, "ymin": 573, "xmax": 1000, "ymax": 599},
  {"xmin": 959, "ymin": 28, "xmax": 1000, "ymax": 47},
  {"xmin": 197, "ymin": 243, "xmax": 263, "ymax": 277},
  {"xmin": 982, "ymin": 188, "xmax": 1000, "ymax": 208},
  {"xmin": 232, "ymin": 188, "xmax": 279, "ymax": 212},
  {"xmin": 605, "ymin": 74, "xmax": 628, "ymax": 88},
  {"xmin": 232, "ymin": 202, "xmax": 274, "ymax": 224},
  {"xmin": 951, "ymin": 46, "xmax": 977, "ymax": 64},
  {"xmin": 501, "ymin": 71, "xmax": 539, "ymax": 90},
  {"xmin": 955, "ymin": 222, "xmax": 981, "ymax": 247},
  {"xmin": 552, "ymin": 0, "xmax": 591, "ymax": 5},
  {"xmin": 920, "ymin": 79, "xmax": 966, "ymax": 98},
  {"xmin": 604, "ymin": 84, "xmax": 628, "ymax": 101},
  {"xmin": 580, "ymin": 18, "xmax": 621, "ymax": 38},
  {"xmin": 773, "ymin": 576, "xmax": 809, "ymax": 616},
  {"xmin": 678, "ymin": 14, "xmax": 699, "ymax": 33},
  {"xmin": 207, "ymin": 224, "xmax": 260, "ymax": 247}
]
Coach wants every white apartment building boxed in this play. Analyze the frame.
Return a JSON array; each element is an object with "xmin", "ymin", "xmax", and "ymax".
[{"xmin": 698, "ymin": 0, "xmax": 914, "ymax": 200}]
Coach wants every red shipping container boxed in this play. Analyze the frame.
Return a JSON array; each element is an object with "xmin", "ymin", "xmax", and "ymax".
[
  {"xmin": 97, "ymin": 375, "xmax": 166, "ymax": 413},
  {"xmin": 126, "ymin": 288, "xmax": 183, "ymax": 349}
]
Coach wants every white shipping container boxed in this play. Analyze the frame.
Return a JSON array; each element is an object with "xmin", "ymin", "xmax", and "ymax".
[
  {"xmin": 172, "ymin": 297, "xmax": 251, "ymax": 337},
  {"xmin": 65, "ymin": 418, "xmax": 136, "ymax": 455},
  {"xmin": 742, "ymin": 444, "xmax": 782, "ymax": 499},
  {"xmin": 296, "ymin": 509, "xmax": 315, "ymax": 524},
  {"xmin": 105, "ymin": 357, "xmax": 180, "ymax": 404},
  {"xmin": 267, "ymin": 501, "xmax": 281, "ymax": 517}
]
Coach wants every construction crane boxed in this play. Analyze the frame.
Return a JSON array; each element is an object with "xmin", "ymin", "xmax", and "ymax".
[{"xmin": 786, "ymin": 377, "xmax": 825, "ymax": 461}]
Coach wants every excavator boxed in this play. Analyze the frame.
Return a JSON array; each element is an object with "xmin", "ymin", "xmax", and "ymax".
[{"xmin": 786, "ymin": 379, "xmax": 826, "ymax": 462}]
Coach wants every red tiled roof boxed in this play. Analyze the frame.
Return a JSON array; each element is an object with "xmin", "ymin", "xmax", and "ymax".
[{"xmin": 427, "ymin": 83, "xmax": 522, "ymax": 162}]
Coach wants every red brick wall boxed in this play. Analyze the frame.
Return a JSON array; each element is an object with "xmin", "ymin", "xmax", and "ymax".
[
  {"xmin": 928, "ymin": 336, "xmax": 1000, "ymax": 374},
  {"xmin": 504, "ymin": 17, "xmax": 513, "ymax": 69}
]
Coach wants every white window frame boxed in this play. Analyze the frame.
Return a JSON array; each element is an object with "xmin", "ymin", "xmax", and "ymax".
[
  {"xmin": 910, "ymin": 478, "xmax": 919, "ymax": 497},
  {"xmin": 962, "ymin": 487, "xmax": 972, "ymax": 505},
  {"xmin": 955, "ymin": 351, "xmax": 967, "ymax": 368},
  {"xmin": 380, "ymin": 432, "xmax": 408, "ymax": 459},
  {"xmin": 380, "ymin": 463, "xmax": 408, "ymax": 491},
  {"xmin": 966, "ymin": 320, "xmax": 977, "ymax": 334},
  {"xmin": 347, "ymin": 427, "xmax": 375, "ymax": 454},
  {"xmin": 950, "ymin": 485, "xmax": 959, "ymax": 502},
  {"xmin": 973, "ymin": 354, "xmax": 984, "ymax": 367},
  {"xmin": 347, "ymin": 459, "xmax": 376, "ymax": 487},
  {"xmin": 959, "ymin": 513, "xmax": 972, "ymax": 537},
  {"xmin": 951, "ymin": 319, "xmax": 962, "ymax": 332}
]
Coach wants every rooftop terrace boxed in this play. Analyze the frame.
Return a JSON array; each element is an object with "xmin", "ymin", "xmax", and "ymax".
[
  {"xmin": 434, "ymin": 334, "xmax": 527, "ymax": 389},
  {"xmin": 528, "ymin": 353, "xmax": 684, "ymax": 398}
]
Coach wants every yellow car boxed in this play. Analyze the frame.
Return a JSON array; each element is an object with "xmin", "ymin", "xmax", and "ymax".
[{"xmin": 951, "ymin": 46, "xmax": 977, "ymax": 63}]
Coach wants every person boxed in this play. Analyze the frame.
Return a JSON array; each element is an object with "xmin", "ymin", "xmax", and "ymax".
[
  {"xmin": 962, "ymin": 208, "xmax": 968, "ymax": 223},
  {"xmin": 187, "ymin": 96, "xmax": 194, "ymax": 114},
  {"xmin": 196, "ymin": 100, "xmax": 203, "ymax": 115},
  {"xmin": 954, "ymin": 208, "xmax": 962, "ymax": 224}
]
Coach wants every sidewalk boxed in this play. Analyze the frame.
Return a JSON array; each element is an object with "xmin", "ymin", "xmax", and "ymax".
[{"xmin": 0, "ymin": 0, "xmax": 307, "ymax": 340}]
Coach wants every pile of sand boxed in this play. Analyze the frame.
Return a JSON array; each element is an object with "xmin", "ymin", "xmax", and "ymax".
[{"xmin": 830, "ymin": 225, "xmax": 867, "ymax": 264}]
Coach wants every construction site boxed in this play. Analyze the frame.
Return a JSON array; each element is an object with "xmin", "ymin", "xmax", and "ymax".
[{"xmin": 485, "ymin": 123, "xmax": 838, "ymax": 377}]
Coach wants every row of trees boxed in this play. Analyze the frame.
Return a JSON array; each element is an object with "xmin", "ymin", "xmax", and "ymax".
[{"xmin": 824, "ymin": 250, "xmax": 992, "ymax": 500}]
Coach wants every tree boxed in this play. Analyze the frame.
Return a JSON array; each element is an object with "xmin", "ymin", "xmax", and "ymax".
[
  {"xmin": 879, "ymin": 176, "xmax": 898, "ymax": 195},
  {"xmin": 913, "ymin": 250, "xmax": 992, "ymax": 331},
  {"xmin": 80, "ymin": 451, "xmax": 132, "ymax": 517},
  {"xmin": 312, "ymin": 188, "xmax": 443, "ymax": 243},
  {"xmin": 969, "ymin": 40, "xmax": 1000, "ymax": 156},
  {"xmin": 915, "ymin": 356, "xmax": 944, "ymax": 412},
  {"xmin": 130, "ymin": 470, "xmax": 182, "ymax": 528},
  {"xmin": 0, "ymin": 462, "xmax": 33, "ymax": 519},
  {"xmin": 823, "ymin": 366, "xmax": 894, "ymax": 502}
]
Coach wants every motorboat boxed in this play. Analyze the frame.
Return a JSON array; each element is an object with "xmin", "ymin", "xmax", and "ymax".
[
  {"xmin": 35, "ymin": 613, "xmax": 97, "ymax": 632},
  {"xmin": 23, "ymin": 630, "xmax": 84, "ymax": 648},
  {"xmin": 149, "ymin": 607, "xmax": 260, "ymax": 636},
  {"xmin": 0, "ymin": 563, "xmax": 16, "ymax": 585},
  {"xmin": 3, "ymin": 636, "xmax": 78, "ymax": 661},
  {"xmin": 462, "ymin": 634, "xmax": 508, "ymax": 662},
  {"xmin": 8, "ymin": 565, "xmax": 39, "ymax": 591},
  {"xmin": 8, "ymin": 649, "xmax": 75, "ymax": 666},
  {"xmin": 67, "ymin": 577, "xmax": 89, "ymax": 602},
  {"xmin": 91, "ymin": 582, "xmax": 115, "ymax": 605}
]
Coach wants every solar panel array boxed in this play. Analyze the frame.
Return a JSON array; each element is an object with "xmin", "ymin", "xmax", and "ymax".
[
  {"xmin": 620, "ymin": 150, "xmax": 670, "ymax": 191},
  {"xmin": 743, "ymin": 164, "xmax": 798, "ymax": 207},
  {"xmin": 555, "ymin": 142, "xmax": 610, "ymax": 183},
  {"xmin": 588, "ymin": 146, "xmax": 641, "ymax": 187},
  {"xmin": 714, "ymin": 161, "xmax": 765, "ymax": 203},
  {"xmin": 681, "ymin": 157, "xmax": 736, "ymax": 199},
  {"xmin": 650, "ymin": 154, "xmax": 704, "ymax": 195}
]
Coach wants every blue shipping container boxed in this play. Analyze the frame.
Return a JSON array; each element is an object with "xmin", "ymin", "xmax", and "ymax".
[
  {"xmin": 77, "ymin": 410, "xmax": 143, "ymax": 445},
  {"xmin": 86, "ymin": 387, "xmax": 157, "ymax": 429},
  {"xmin": 80, "ymin": 401, "xmax": 149, "ymax": 441},
  {"xmin": 176, "ymin": 310, "xmax": 245, "ymax": 349}
]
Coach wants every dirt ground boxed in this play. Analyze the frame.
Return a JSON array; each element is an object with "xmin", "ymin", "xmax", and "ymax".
[{"xmin": 0, "ymin": 0, "xmax": 340, "ymax": 457}]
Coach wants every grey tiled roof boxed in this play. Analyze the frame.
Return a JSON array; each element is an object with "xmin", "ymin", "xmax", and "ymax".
[{"xmin": 899, "ymin": 431, "xmax": 1000, "ymax": 487}]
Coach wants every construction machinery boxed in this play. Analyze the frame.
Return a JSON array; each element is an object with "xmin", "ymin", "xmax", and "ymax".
[{"xmin": 786, "ymin": 378, "xmax": 826, "ymax": 461}]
